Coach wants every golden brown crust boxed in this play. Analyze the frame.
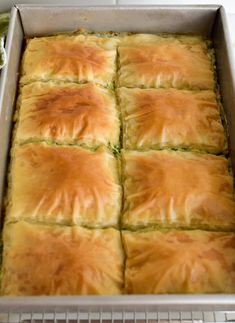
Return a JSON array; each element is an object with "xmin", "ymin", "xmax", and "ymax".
[
  {"xmin": 4, "ymin": 32, "xmax": 234, "ymax": 296},
  {"xmin": 21, "ymin": 35, "xmax": 119, "ymax": 86},
  {"xmin": 119, "ymin": 88, "xmax": 225, "ymax": 153},
  {"xmin": 2, "ymin": 221, "xmax": 123, "ymax": 295},
  {"xmin": 7, "ymin": 143, "xmax": 121, "ymax": 227},
  {"xmin": 122, "ymin": 150, "xmax": 235, "ymax": 231},
  {"xmin": 16, "ymin": 82, "xmax": 119, "ymax": 147},
  {"xmin": 123, "ymin": 229, "xmax": 235, "ymax": 294},
  {"xmin": 118, "ymin": 35, "xmax": 214, "ymax": 89}
]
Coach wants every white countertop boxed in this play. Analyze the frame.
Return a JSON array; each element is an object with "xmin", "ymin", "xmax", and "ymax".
[{"xmin": 227, "ymin": 13, "xmax": 235, "ymax": 52}]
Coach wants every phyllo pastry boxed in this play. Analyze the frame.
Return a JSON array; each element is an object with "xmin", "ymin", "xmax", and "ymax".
[
  {"xmin": 118, "ymin": 87, "xmax": 225, "ymax": 153},
  {"xmin": 6, "ymin": 143, "xmax": 121, "ymax": 227},
  {"xmin": 1, "ymin": 221, "xmax": 124, "ymax": 295},
  {"xmin": 15, "ymin": 82, "xmax": 120, "ymax": 148},
  {"xmin": 122, "ymin": 150, "xmax": 235, "ymax": 231},
  {"xmin": 21, "ymin": 34, "xmax": 119, "ymax": 86},
  {"xmin": 118, "ymin": 34, "xmax": 214, "ymax": 90},
  {"xmin": 123, "ymin": 229, "xmax": 235, "ymax": 294}
]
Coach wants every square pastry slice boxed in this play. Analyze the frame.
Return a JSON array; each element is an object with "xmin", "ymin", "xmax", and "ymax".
[
  {"xmin": 123, "ymin": 229, "xmax": 235, "ymax": 294},
  {"xmin": 119, "ymin": 88, "xmax": 225, "ymax": 153},
  {"xmin": 2, "ymin": 221, "xmax": 124, "ymax": 295},
  {"xmin": 15, "ymin": 82, "xmax": 120, "ymax": 148},
  {"xmin": 21, "ymin": 34, "xmax": 119, "ymax": 86},
  {"xmin": 6, "ymin": 143, "xmax": 121, "ymax": 227},
  {"xmin": 118, "ymin": 34, "xmax": 214, "ymax": 89},
  {"xmin": 122, "ymin": 150, "xmax": 235, "ymax": 231}
]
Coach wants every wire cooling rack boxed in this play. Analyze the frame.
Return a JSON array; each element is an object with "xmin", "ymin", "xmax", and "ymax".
[{"xmin": 1, "ymin": 310, "xmax": 235, "ymax": 323}]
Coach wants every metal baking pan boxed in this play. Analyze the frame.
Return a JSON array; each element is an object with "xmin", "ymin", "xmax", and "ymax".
[{"xmin": 0, "ymin": 4, "xmax": 235, "ymax": 314}]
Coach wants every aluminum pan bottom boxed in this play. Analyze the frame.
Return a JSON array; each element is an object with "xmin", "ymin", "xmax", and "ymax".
[{"xmin": 0, "ymin": 5, "xmax": 235, "ymax": 312}]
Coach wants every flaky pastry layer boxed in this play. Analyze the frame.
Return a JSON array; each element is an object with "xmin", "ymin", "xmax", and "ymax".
[
  {"xmin": 7, "ymin": 143, "xmax": 121, "ymax": 227},
  {"xmin": 122, "ymin": 150, "xmax": 235, "ymax": 231},
  {"xmin": 118, "ymin": 87, "xmax": 225, "ymax": 153},
  {"xmin": 21, "ymin": 34, "xmax": 119, "ymax": 86},
  {"xmin": 123, "ymin": 229, "xmax": 235, "ymax": 294},
  {"xmin": 118, "ymin": 34, "xmax": 214, "ymax": 90},
  {"xmin": 2, "ymin": 221, "xmax": 123, "ymax": 295},
  {"xmin": 16, "ymin": 82, "xmax": 119, "ymax": 147}
]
